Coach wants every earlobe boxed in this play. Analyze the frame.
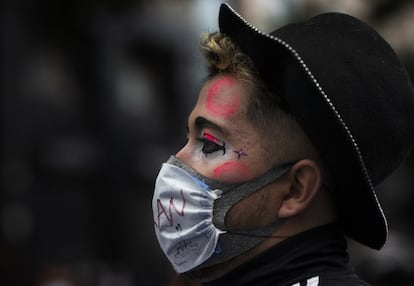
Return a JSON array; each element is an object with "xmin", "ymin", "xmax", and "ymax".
[{"xmin": 277, "ymin": 160, "xmax": 322, "ymax": 218}]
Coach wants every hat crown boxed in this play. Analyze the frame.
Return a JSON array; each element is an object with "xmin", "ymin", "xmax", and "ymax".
[{"xmin": 270, "ymin": 12, "xmax": 414, "ymax": 185}]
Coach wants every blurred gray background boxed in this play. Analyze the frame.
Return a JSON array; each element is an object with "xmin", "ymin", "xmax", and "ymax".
[{"xmin": 2, "ymin": 0, "xmax": 414, "ymax": 285}]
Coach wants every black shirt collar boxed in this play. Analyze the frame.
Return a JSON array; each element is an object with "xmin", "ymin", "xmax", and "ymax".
[{"xmin": 202, "ymin": 224, "xmax": 353, "ymax": 286}]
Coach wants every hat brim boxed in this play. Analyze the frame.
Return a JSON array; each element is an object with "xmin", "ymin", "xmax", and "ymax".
[{"xmin": 218, "ymin": 3, "xmax": 388, "ymax": 249}]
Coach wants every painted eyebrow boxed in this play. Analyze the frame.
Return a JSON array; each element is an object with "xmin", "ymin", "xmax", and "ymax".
[{"xmin": 194, "ymin": 116, "xmax": 227, "ymax": 134}]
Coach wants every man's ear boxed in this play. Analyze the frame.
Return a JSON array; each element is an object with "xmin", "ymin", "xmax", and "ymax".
[{"xmin": 277, "ymin": 159, "xmax": 322, "ymax": 218}]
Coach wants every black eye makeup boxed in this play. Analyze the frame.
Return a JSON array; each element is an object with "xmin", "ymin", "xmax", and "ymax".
[{"xmin": 197, "ymin": 131, "xmax": 226, "ymax": 156}]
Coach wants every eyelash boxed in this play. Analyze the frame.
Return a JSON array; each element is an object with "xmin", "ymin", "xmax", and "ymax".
[{"xmin": 197, "ymin": 134, "xmax": 226, "ymax": 156}]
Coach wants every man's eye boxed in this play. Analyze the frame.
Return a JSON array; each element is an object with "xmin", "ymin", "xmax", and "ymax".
[{"xmin": 197, "ymin": 132, "xmax": 226, "ymax": 155}]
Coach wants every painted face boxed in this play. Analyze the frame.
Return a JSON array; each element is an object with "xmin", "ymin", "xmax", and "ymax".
[{"xmin": 176, "ymin": 74, "xmax": 271, "ymax": 184}]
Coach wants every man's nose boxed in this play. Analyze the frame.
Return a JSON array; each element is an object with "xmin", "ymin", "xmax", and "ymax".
[{"xmin": 175, "ymin": 146, "xmax": 187, "ymax": 162}]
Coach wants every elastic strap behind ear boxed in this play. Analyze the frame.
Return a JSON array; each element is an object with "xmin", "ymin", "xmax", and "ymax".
[{"xmin": 213, "ymin": 161, "xmax": 297, "ymax": 230}]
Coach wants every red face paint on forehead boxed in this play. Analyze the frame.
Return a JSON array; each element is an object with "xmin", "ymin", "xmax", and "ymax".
[
  {"xmin": 206, "ymin": 76, "xmax": 241, "ymax": 118},
  {"xmin": 213, "ymin": 161, "xmax": 252, "ymax": 182}
]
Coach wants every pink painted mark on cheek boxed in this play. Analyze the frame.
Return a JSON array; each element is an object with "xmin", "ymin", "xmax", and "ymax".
[
  {"xmin": 206, "ymin": 76, "xmax": 240, "ymax": 118},
  {"xmin": 213, "ymin": 161, "xmax": 252, "ymax": 182}
]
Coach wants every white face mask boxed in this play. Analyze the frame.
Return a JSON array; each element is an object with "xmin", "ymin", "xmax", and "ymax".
[{"xmin": 152, "ymin": 156, "xmax": 295, "ymax": 273}]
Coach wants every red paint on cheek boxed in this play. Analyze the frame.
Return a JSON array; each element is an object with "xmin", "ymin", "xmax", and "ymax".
[
  {"xmin": 213, "ymin": 161, "xmax": 252, "ymax": 182},
  {"xmin": 206, "ymin": 76, "xmax": 240, "ymax": 118}
]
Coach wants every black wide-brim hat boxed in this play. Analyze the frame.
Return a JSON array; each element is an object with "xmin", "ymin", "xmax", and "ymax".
[{"xmin": 219, "ymin": 3, "xmax": 414, "ymax": 249}]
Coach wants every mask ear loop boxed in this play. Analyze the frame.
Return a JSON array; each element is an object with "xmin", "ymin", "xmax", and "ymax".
[
  {"xmin": 212, "ymin": 160, "xmax": 299, "ymax": 231},
  {"xmin": 189, "ymin": 161, "xmax": 299, "ymax": 273}
]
